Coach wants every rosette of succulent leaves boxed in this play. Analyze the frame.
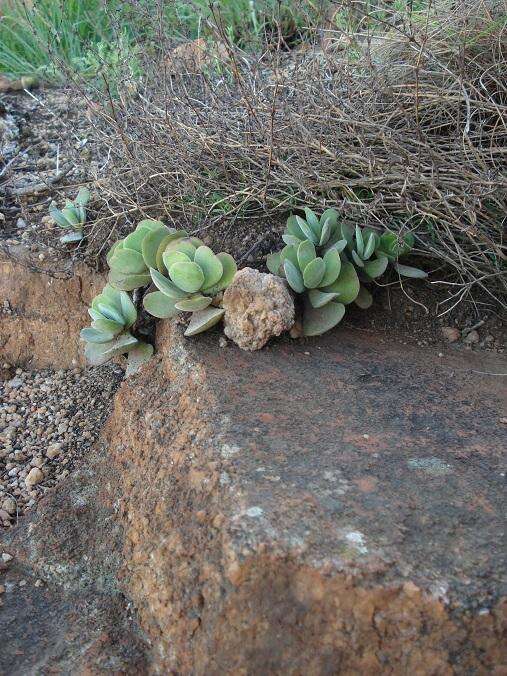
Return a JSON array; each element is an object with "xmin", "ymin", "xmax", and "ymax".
[
  {"xmin": 81, "ymin": 219, "xmax": 237, "ymax": 373},
  {"xmin": 49, "ymin": 187, "xmax": 90, "ymax": 243},
  {"xmin": 267, "ymin": 208, "xmax": 426, "ymax": 337}
]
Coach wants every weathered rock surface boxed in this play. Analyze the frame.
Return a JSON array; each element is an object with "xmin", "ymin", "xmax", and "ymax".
[
  {"xmin": 2, "ymin": 320, "xmax": 505, "ymax": 673},
  {"xmin": 0, "ymin": 249, "xmax": 105, "ymax": 368},
  {"xmin": 223, "ymin": 267, "xmax": 295, "ymax": 350}
]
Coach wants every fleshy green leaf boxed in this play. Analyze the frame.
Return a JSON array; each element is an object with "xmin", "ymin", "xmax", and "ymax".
[
  {"xmin": 320, "ymin": 208, "xmax": 338, "ymax": 230},
  {"xmin": 75, "ymin": 187, "xmax": 90, "ymax": 206},
  {"xmin": 141, "ymin": 226, "xmax": 170, "ymax": 268},
  {"xmin": 106, "ymin": 240, "xmax": 123, "ymax": 265},
  {"xmin": 304, "ymin": 207, "xmax": 321, "ymax": 236},
  {"xmin": 202, "ymin": 252, "xmax": 237, "ymax": 295},
  {"xmin": 282, "ymin": 234, "xmax": 302, "ymax": 247},
  {"xmin": 308, "ymin": 289, "xmax": 340, "ymax": 308},
  {"xmin": 352, "ymin": 250, "xmax": 365, "ymax": 267},
  {"xmin": 50, "ymin": 205, "xmax": 72, "ymax": 228},
  {"xmin": 150, "ymin": 267, "xmax": 188, "ymax": 299},
  {"xmin": 138, "ymin": 219, "xmax": 167, "ymax": 232},
  {"xmin": 169, "ymin": 261, "xmax": 205, "ymax": 293},
  {"xmin": 283, "ymin": 258, "xmax": 305, "ymax": 293},
  {"xmin": 123, "ymin": 225, "xmax": 151, "ymax": 253},
  {"xmin": 364, "ymin": 256, "xmax": 388, "ymax": 279},
  {"xmin": 266, "ymin": 251, "xmax": 282, "ymax": 276},
  {"xmin": 323, "ymin": 261, "xmax": 360, "ymax": 304},
  {"xmin": 163, "ymin": 250, "xmax": 191, "ymax": 271},
  {"xmin": 143, "ymin": 291, "xmax": 179, "ymax": 318},
  {"xmin": 125, "ymin": 342, "xmax": 154, "ymax": 376},
  {"xmin": 60, "ymin": 231, "xmax": 83, "ymax": 243},
  {"xmin": 355, "ymin": 285, "xmax": 373, "ymax": 309},
  {"xmin": 84, "ymin": 333, "xmax": 138, "ymax": 366},
  {"xmin": 302, "ymin": 257, "xmax": 326, "ymax": 289},
  {"xmin": 91, "ymin": 317, "xmax": 124, "ymax": 336},
  {"xmin": 296, "ymin": 216, "xmax": 318, "ymax": 244},
  {"xmin": 80, "ymin": 326, "xmax": 115, "ymax": 343},
  {"xmin": 175, "ymin": 295, "xmax": 213, "ymax": 311},
  {"xmin": 321, "ymin": 247, "xmax": 341, "ymax": 286},
  {"xmin": 155, "ymin": 231, "xmax": 189, "ymax": 272},
  {"xmin": 108, "ymin": 270, "xmax": 151, "ymax": 291},
  {"xmin": 394, "ymin": 262, "xmax": 428, "ymax": 278},
  {"xmin": 109, "ymin": 248, "xmax": 147, "ymax": 275},
  {"xmin": 194, "ymin": 246, "xmax": 223, "ymax": 289},
  {"xmin": 355, "ymin": 225, "xmax": 364, "ymax": 257},
  {"xmin": 184, "ymin": 307, "xmax": 225, "ymax": 336},
  {"xmin": 363, "ymin": 233, "xmax": 376, "ymax": 260},
  {"xmin": 280, "ymin": 244, "xmax": 298, "ymax": 269},
  {"xmin": 61, "ymin": 207, "xmax": 81, "ymax": 227},
  {"xmin": 119, "ymin": 291, "xmax": 137, "ymax": 327},
  {"xmin": 286, "ymin": 214, "xmax": 307, "ymax": 240},
  {"xmin": 303, "ymin": 301, "xmax": 346, "ymax": 337},
  {"xmin": 297, "ymin": 240, "xmax": 316, "ymax": 272},
  {"xmin": 319, "ymin": 217, "xmax": 332, "ymax": 246},
  {"xmin": 96, "ymin": 302, "xmax": 124, "ymax": 325}
]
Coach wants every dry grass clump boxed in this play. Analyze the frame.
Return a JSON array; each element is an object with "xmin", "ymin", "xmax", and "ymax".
[{"xmin": 84, "ymin": 0, "xmax": 506, "ymax": 307}]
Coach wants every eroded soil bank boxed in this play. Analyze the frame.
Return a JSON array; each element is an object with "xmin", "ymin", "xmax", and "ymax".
[{"xmin": 1, "ymin": 279, "xmax": 505, "ymax": 672}]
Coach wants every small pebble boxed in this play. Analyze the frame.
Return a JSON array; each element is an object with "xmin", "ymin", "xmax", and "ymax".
[
  {"xmin": 18, "ymin": 580, "xmax": 27, "ymax": 587},
  {"xmin": 463, "ymin": 330, "xmax": 480, "ymax": 344},
  {"xmin": 25, "ymin": 468, "xmax": 44, "ymax": 488},
  {"xmin": 441, "ymin": 326, "xmax": 460, "ymax": 343},
  {"xmin": 1, "ymin": 553, "xmax": 13, "ymax": 563}
]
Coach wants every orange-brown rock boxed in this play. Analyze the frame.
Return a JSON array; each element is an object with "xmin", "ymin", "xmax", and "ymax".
[
  {"xmin": 0, "ymin": 248, "xmax": 105, "ymax": 368},
  {"xmin": 3, "ymin": 318, "xmax": 506, "ymax": 673}
]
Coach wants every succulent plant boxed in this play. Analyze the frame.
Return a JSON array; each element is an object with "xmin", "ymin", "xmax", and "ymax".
[
  {"xmin": 143, "ymin": 239, "xmax": 237, "ymax": 336},
  {"xmin": 268, "ymin": 208, "xmax": 427, "ymax": 336},
  {"xmin": 267, "ymin": 239, "xmax": 363, "ymax": 336},
  {"xmin": 49, "ymin": 187, "xmax": 90, "ymax": 243},
  {"xmin": 80, "ymin": 284, "xmax": 152, "ymax": 373}
]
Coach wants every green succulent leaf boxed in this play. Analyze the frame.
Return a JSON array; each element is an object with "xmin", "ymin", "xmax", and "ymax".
[
  {"xmin": 109, "ymin": 248, "xmax": 147, "ymax": 275},
  {"xmin": 184, "ymin": 307, "xmax": 225, "ymax": 336},
  {"xmin": 119, "ymin": 291, "xmax": 137, "ymax": 327},
  {"xmin": 296, "ymin": 216, "xmax": 318, "ymax": 244},
  {"xmin": 123, "ymin": 225, "xmax": 151, "ymax": 253},
  {"xmin": 106, "ymin": 240, "xmax": 123, "ymax": 264},
  {"xmin": 125, "ymin": 342, "xmax": 154, "ymax": 377},
  {"xmin": 355, "ymin": 285, "xmax": 373, "ymax": 309},
  {"xmin": 355, "ymin": 225, "xmax": 364, "ymax": 257},
  {"xmin": 319, "ymin": 217, "xmax": 332, "ymax": 246},
  {"xmin": 170, "ymin": 238, "xmax": 198, "ymax": 260},
  {"xmin": 194, "ymin": 246, "xmax": 223, "ymax": 289},
  {"xmin": 320, "ymin": 208, "xmax": 338, "ymax": 230},
  {"xmin": 49, "ymin": 205, "xmax": 72, "ymax": 228},
  {"xmin": 61, "ymin": 207, "xmax": 81, "ymax": 227},
  {"xmin": 84, "ymin": 333, "xmax": 138, "ymax": 367},
  {"xmin": 141, "ymin": 226, "xmax": 170, "ymax": 269},
  {"xmin": 303, "ymin": 257, "xmax": 326, "ymax": 289},
  {"xmin": 266, "ymin": 251, "xmax": 282, "ymax": 276},
  {"xmin": 280, "ymin": 244, "xmax": 298, "ymax": 269},
  {"xmin": 107, "ymin": 270, "xmax": 151, "ymax": 291},
  {"xmin": 163, "ymin": 250, "xmax": 191, "ymax": 271},
  {"xmin": 75, "ymin": 187, "xmax": 90, "ymax": 206},
  {"xmin": 323, "ymin": 261, "xmax": 360, "ymax": 304},
  {"xmin": 308, "ymin": 289, "xmax": 340, "ymax": 308},
  {"xmin": 303, "ymin": 300, "xmax": 346, "ymax": 337},
  {"xmin": 150, "ymin": 267, "xmax": 188, "ymax": 299},
  {"xmin": 138, "ymin": 219, "xmax": 167, "ymax": 232},
  {"xmin": 88, "ymin": 308, "xmax": 104, "ymax": 322},
  {"xmin": 321, "ymin": 247, "xmax": 342, "ymax": 286},
  {"xmin": 297, "ymin": 240, "xmax": 316, "ymax": 272},
  {"xmin": 340, "ymin": 223, "xmax": 353, "ymax": 248},
  {"xmin": 393, "ymin": 262, "xmax": 428, "ymax": 278},
  {"xmin": 351, "ymin": 250, "xmax": 365, "ymax": 268},
  {"xmin": 364, "ymin": 256, "xmax": 388, "ymax": 279},
  {"xmin": 175, "ymin": 295, "xmax": 213, "ymax": 311},
  {"xmin": 91, "ymin": 317, "xmax": 124, "ymax": 336},
  {"xmin": 96, "ymin": 302, "xmax": 124, "ymax": 325},
  {"xmin": 283, "ymin": 258, "xmax": 305, "ymax": 293},
  {"xmin": 169, "ymin": 261, "xmax": 205, "ymax": 293},
  {"xmin": 282, "ymin": 234, "xmax": 303, "ymax": 247},
  {"xmin": 143, "ymin": 291, "xmax": 179, "ymax": 318},
  {"xmin": 363, "ymin": 233, "xmax": 376, "ymax": 260},
  {"xmin": 202, "ymin": 252, "xmax": 237, "ymax": 294},
  {"xmin": 303, "ymin": 208, "xmax": 321, "ymax": 236},
  {"xmin": 80, "ymin": 326, "xmax": 115, "ymax": 343},
  {"xmin": 286, "ymin": 214, "xmax": 306, "ymax": 240},
  {"xmin": 60, "ymin": 231, "xmax": 83, "ymax": 243},
  {"xmin": 155, "ymin": 231, "xmax": 189, "ymax": 272}
]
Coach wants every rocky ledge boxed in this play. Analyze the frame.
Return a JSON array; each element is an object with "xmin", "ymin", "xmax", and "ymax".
[{"xmin": 1, "ymin": 320, "xmax": 506, "ymax": 673}]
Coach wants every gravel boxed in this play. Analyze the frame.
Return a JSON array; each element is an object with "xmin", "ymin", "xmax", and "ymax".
[{"xmin": 0, "ymin": 364, "xmax": 123, "ymax": 528}]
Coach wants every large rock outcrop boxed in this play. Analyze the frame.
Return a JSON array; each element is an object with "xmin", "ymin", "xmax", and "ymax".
[
  {"xmin": 2, "ymin": 319, "xmax": 505, "ymax": 673},
  {"xmin": 0, "ymin": 248, "xmax": 104, "ymax": 368}
]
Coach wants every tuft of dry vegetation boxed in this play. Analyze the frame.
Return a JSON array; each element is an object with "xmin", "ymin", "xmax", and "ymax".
[{"xmin": 46, "ymin": 1, "xmax": 507, "ymax": 307}]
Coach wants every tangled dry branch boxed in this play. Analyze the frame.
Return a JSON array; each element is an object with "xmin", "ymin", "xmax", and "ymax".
[{"xmin": 81, "ymin": 0, "xmax": 506, "ymax": 306}]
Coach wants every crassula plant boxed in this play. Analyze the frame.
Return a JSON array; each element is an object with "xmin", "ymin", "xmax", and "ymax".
[
  {"xmin": 81, "ymin": 219, "xmax": 238, "ymax": 373},
  {"xmin": 49, "ymin": 187, "xmax": 90, "ymax": 243},
  {"xmin": 267, "ymin": 208, "xmax": 427, "ymax": 336}
]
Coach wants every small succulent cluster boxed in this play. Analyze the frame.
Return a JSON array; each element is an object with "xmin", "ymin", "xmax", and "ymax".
[
  {"xmin": 80, "ymin": 284, "xmax": 153, "ymax": 375},
  {"xmin": 49, "ymin": 187, "xmax": 90, "ymax": 243},
  {"xmin": 267, "ymin": 208, "xmax": 426, "ymax": 336},
  {"xmin": 81, "ymin": 219, "xmax": 238, "ymax": 373}
]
